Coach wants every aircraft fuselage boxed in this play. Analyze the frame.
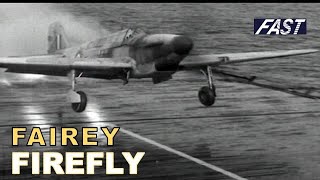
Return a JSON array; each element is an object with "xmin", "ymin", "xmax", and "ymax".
[{"xmin": 62, "ymin": 28, "xmax": 193, "ymax": 83}]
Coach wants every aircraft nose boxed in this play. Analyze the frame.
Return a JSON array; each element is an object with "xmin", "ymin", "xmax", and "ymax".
[{"xmin": 172, "ymin": 35, "xmax": 193, "ymax": 55}]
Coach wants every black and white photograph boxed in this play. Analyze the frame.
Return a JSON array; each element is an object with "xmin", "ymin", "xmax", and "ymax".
[{"xmin": 0, "ymin": 3, "xmax": 319, "ymax": 180}]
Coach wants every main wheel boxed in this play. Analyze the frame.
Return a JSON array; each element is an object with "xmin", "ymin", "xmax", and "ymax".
[
  {"xmin": 198, "ymin": 86, "xmax": 216, "ymax": 106},
  {"xmin": 71, "ymin": 91, "xmax": 87, "ymax": 113}
]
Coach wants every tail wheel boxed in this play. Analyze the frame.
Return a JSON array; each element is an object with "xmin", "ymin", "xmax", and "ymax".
[
  {"xmin": 71, "ymin": 91, "xmax": 87, "ymax": 112},
  {"xmin": 198, "ymin": 86, "xmax": 215, "ymax": 106}
]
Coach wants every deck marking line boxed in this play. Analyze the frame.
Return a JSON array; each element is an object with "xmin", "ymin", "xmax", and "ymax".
[{"xmin": 104, "ymin": 122, "xmax": 248, "ymax": 180}]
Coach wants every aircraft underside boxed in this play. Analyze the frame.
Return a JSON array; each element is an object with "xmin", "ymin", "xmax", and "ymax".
[{"xmin": 67, "ymin": 66, "xmax": 217, "ymax": 113}]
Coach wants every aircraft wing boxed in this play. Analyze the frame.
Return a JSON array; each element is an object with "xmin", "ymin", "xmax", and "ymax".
[
  {"xmin": 180, "ymin": 49, "xmax": 320, "ymax": 100},
  {"xmin": 210, "ymin": 67, "xmax": 320, "ymax": 99},
  {"xmin": 179, "ymin": 49, "xmax": 318, "ymax": 69},
  {"xmin": 0, "ymin": 55, "xmax": 135, "ymax": 76}
]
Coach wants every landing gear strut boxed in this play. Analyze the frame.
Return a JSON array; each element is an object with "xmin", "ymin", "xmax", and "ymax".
[
  {"xmin": 67, "ymin": 70, "xmax": 87, "ymax": 113},
  {"xmin": 198, "ymin": 66, "xmax": 216, "ymax": 106}
]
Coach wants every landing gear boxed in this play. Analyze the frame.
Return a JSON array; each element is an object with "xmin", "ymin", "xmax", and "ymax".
[
  {"xmin": 198, "ymin": 66, "xmax": 216, "ymax": 107},
  {"xmin": 67, "ymin": 70, "xmax": 87, "ymax": 113},
  {"xmin": 71, "ymin": 91, "xmax": 87, "ymax": 112},
  {"xmin": 122, "ymin": 69, "xmax": 131, "ymax": 85},
  {"xmin": 198, "ymin": 86, "xmax": 215, "ymax": 106}
]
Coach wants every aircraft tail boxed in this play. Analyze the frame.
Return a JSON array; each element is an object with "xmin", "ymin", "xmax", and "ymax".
[{"xmin": 48, "ymin": 22, "xmax": 70, "ymax": 54}]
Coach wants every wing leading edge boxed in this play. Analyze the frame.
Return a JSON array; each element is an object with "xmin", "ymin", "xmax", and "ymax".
[
  {"xmin": 0, "ymin": 56, "xmax": 135, "ymax": 76},
  {"xmin": 179, "ymin": 49, "xmax": 318, "ymax": 69},
  {"xmin": 211, "ymin": 67, "xmax": 320, "ymax": 100}
]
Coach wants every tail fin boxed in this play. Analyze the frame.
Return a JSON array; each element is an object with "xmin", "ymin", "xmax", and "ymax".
[{"xmin": 48, "ymin": 22, "xmax": 70, "ymax": 54}]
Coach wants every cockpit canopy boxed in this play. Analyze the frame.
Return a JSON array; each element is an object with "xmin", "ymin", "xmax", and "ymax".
[{"xmin": 85, "ymin": 28, "xmax": 146, "ymax": 49}]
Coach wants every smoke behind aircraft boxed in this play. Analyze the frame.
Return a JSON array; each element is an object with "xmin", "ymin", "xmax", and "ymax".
[
  {"xmin": 0, "ymin": 3, "xmax": 110, "ymax": 56},
  {"xmin": 0, "ymin": 3, "xmax": 111, "ymax": 84}
]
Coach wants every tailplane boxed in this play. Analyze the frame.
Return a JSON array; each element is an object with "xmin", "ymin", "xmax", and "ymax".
[{"xmin": 48, "ymin": 22, "xmax": 70, "ymax": 54}]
